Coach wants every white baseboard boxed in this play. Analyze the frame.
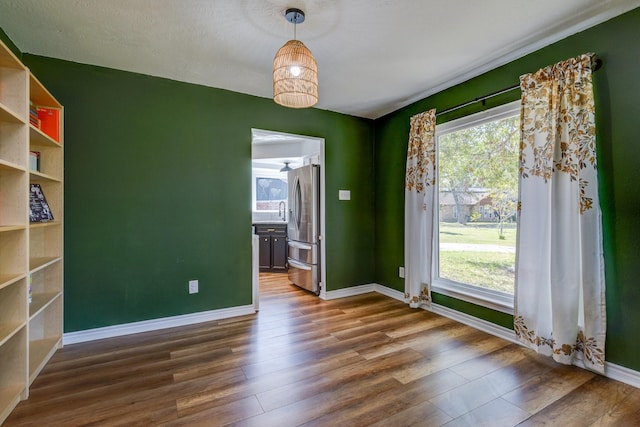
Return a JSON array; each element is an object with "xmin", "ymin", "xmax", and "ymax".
[
  {"xmin": 63, "ymin": 305, "xmax": 256, "ymax": 345},
  {"xmin": 322, "ymin": 283, "xmax": 405, "ymax": 301},
  {"xmin": 368, "ymin": 283, "xmax": 640, "ymax": 389},
  {"xmin": 373, "ymin": 284, "xmax": 405, "ymax": 301},
  {"xmin": 427, "ymin": 301, "xmax": 519, "ymax": 345},
  {"xmin": 605, "ymin": 361, "xmax": 640, "ymax": 389},
  {"xmin": 321, "ymin": 284, "xmax": 376, "ymax": 300}
]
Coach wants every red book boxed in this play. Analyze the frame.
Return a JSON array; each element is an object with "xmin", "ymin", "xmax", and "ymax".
[{"xmin": 37, "ymin": 107, "xmax": 60, "ymax": 143}]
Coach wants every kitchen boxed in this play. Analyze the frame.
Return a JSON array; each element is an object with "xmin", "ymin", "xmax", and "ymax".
[{"xmin": 251, "ymin": 129, "xmax": 325, "ymax": 302}]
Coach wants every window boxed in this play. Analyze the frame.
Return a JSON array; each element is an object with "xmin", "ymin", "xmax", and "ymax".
[
  {"xmin": 252, "ymin": 167, "xmax": 288, "ymax": 212},
  {"xmin": 434, "ymin": 101, "xmax": 520, "ymax": 313},
  {"xmin": 255, "ymin": 177, "xmax": 287, "ymax": 211}
]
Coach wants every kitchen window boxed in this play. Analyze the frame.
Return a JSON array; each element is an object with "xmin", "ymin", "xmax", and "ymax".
[
  {"xmin": 252, "ymin": 167, "xmax": 287, "ymax": 212},
  {"xmin": 433, "ymin": 101, "xmax": 520, "ymax": 313}
]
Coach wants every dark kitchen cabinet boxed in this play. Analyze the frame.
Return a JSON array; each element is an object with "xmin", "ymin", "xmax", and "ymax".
[{"xmin": 255, "ymin": 223, "xmax": 288, "ymax": 272}]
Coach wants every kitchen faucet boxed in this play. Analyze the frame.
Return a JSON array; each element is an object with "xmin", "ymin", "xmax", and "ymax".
[{"xmin": 279, "ymin": 201, "xmax": 286, "ymax": 222}]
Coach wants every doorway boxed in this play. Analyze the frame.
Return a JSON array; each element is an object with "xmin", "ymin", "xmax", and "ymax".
[{"xmin": 251, "ymin": 129, "xmax": 326, "ymax": 308}]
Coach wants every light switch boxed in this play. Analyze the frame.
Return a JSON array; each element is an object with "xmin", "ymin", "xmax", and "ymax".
[{"xmin": 339, "ymin": 190, "xmax": 351, "ymax": 200}]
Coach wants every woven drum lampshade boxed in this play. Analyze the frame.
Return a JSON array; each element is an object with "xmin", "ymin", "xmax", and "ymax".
[{"xmin": 273, "ymin": 39, "xmax": 318, "ymax": 108}]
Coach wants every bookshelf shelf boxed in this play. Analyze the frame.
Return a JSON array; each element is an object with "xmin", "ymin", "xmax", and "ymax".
[
  {"xmin": 0, "ymin": 38, "xmax": 63, "ymax": 424},
  {"xmin": 0, "ymin": 225, "xmax": 26, "ymax": 233},
  {"xmin": 29, "ymin": 292, "xmax": 61, "ymax": 320},
  {"xmin": 0, "ymin": 158, "xmax": 25, "ymax": 173},
  {"xmin": 0, "ymin": 328, "xmax": 26, "ymax": 423},
  {"xmin": 0, "ymin": 102, "xmax": 24, "ymax": 124},
  {"xmin": 0, "ymin": 274, "xmax": 25, "ymax": 292},
  {"xmin": 29, "ymin": 337, "xmax": 61, "ymax": 384},
  {"xmin": 29, "ymin": 125, "xmax": 61, "ymax": 148},
  {"xmin": 29, "ymin": 221, "xmax": 61, "ymax": 230},
  {"xmin": 0, "ymin": 384, "xmax": 24, "ymax": 425},
  {"xmin": 29, "ymin": 256, "xmax": 62, "ymax": 274},
  {"xmin": 0, "ymin": 322, "xmax": 24, "ymax": 348},
  {"xmin": 29, "ymin": 170, "xmax": 62, "ymax": 183}
]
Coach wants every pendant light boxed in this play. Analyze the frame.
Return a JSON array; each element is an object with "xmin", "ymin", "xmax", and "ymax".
[
  {"xmin": 280, "ymin": 161, "xmax": 293, "ymax": 172},
  {"xmin": 273, "ymin": 8, "xmax": 318, "ymax": 108}
]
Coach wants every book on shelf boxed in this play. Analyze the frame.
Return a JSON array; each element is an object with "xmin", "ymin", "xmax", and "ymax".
[
  {"xmin": 29, "ymin": 151, "xmax": 40, "ymax": 172},
  {"xmin": 29, "ymin": 100, "xmax": 40, "ymax": 127},
  {"xmin": 29, "ymin": 183, "xmax": 54, "ymax": 223},
  {"xmin": 37, "ymin": 107, "xmax": 60, "ymax": 142}
]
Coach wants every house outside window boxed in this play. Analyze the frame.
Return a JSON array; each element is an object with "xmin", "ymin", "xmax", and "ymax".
[{"xmin": 434, "ymin": 101, "xmax": 520, "ymax": 313}]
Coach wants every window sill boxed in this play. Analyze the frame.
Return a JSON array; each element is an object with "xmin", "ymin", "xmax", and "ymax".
[{"xmin": 432, "ymin": 278, "xmax": 514, "ymax": 315}]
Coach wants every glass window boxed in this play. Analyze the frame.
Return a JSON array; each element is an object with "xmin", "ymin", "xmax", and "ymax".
[
  {"xmin": 255, "ymin": 177, "xmax": 287, "ymax": 211},
  {"xmin": 434, "ymin": 101, "xmax": 519, "ymax": 312}
]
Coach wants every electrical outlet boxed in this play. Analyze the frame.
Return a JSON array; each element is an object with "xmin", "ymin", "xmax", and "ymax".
[
  {"xmin": 188, "ymin": 279, "xmax": 199, "ymax": 294},
  {"xmin": 399, "ymin": 267, "xmax": 405, "ymax": 278}
]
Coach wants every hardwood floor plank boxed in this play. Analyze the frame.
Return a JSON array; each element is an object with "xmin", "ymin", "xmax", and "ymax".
[
  {"xmin": 368, "ymin": 400, "xmax": 453, "ymax": 427},
  {"xmin": 589, "ymin": 388, "xmax": 640, "ymax": 426},
  {"xmin": 300, "ymin": 368, "xmax": 468, "ymax": 427},
  {"xmin": 429, "ymin": 354, "xmax": 555, "ymax": 418},
  {"xmin": 502, "ymin": 363, "xmax": 596, "ymax": 414},
  {"xmin": 162, "ymin": 395, "xmax": 264, "ymax": 427},
  {"xmin": 384, "ymin": 313, "xmax": 453, "ymax": 338},
  {"xmin": 4, "ymin": 272, "xmax": 638, "ymax": 427},
  {"xmin": 517, "ymin": 375, "xmax": 636, "ymax": 426},
  {"xmin": 255, "ymin": 347, "xmax": 423, "ymax": 412},
  {"xmin": 443, "ymin": 398, "xmax": 530, "ymax": 427},
  {"xmin": 390, "ymin": 334, "xmax": 511, "ymax": 384},
  {"xmin": 175, "ymin": 350, "xmax": 363, "ymax": 415},
  {"xmin": 233, "ymin": 376, "xmax": 402, "ymax": 427},
  {"xmin": 357, "ymin": 321, "xmax": 474, "ymax": 360},
  {"xmin": 447, "ymin": 343, "xmax": 530, "ymax": 380}
]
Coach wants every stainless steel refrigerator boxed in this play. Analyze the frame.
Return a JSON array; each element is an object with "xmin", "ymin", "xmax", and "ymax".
[{"xmin": 287, "ymin": 164, "xmax": 321, "ymax": 294}]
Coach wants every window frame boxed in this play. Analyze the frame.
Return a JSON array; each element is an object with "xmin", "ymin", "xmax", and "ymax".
[{"xmin": 432, "ymin": 100, "xmax": 520, "ymax": 314}]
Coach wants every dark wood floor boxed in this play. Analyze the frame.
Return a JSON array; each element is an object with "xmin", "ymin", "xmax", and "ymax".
[{"xmin": 5, "ymin": 273, "xmax": 640, "ymax": 426}]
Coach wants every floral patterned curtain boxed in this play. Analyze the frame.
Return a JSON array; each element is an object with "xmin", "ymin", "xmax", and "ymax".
[
  {"xmin": 405, "ymin": 109, "xmax": 436, "ymax": 308},
  {"xmin": 515, "ymin": 53, "xmax": 606, "ymax": 373}
]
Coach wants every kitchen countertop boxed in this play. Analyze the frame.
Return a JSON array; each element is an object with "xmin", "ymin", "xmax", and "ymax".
[{"xmin": 252, "ymin": 221, "xmax": 287, "ymax": 225}]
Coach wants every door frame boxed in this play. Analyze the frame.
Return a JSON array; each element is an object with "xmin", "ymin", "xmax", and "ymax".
[{"xmin": 251, "ymin": 129, "xmax": 326, "ymax": 308}]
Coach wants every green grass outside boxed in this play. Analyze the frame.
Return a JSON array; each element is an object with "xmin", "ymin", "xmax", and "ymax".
[
  {"xmin": 439, "ymin": 222, "xmax": 516, "ymax": 246},
  {"xmin": 440, "ymin": 251, "xmax": 515, "ymax": 294},
  {"xmin": 439, "ymin": 221, "xmax": 516, "ymax": 294}
]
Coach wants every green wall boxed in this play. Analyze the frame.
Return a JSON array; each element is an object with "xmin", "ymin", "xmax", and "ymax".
[
  {"xmin": 0, "ymin": 27, "xmax": 20, "ymax": 59},
  {"xmin": 3, "ymin": 7, "xmax": 639, "ymax": 373},
  {"xmin": 374, "ymin": 8, "xmax": 640, "ymax": 371},
  {"xmin": 22, "ymin": 55, "xmax": 374, "ymax": 332}
]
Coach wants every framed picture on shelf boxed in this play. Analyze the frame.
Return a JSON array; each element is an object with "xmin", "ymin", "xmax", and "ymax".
[{"xmin": 29, "ymin": 183, "xmax": 54, "ymax": 222}]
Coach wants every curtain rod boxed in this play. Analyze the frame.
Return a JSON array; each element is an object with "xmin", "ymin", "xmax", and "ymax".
[{"xmin": 436, "ymin": 57, "xmax": 602, "ymax": 117}]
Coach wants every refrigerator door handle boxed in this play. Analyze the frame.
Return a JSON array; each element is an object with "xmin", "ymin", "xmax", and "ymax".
[
  {"xmin": 288, "ymin": 258, "xmax": 312, "ymax": 271},
  {"xmin": 295, "ymin": 177, "xmax": 302, "ymax": 229},
  {"xmin": 288, "ymin": 240, "xmax": 313, "ymax": 250}
]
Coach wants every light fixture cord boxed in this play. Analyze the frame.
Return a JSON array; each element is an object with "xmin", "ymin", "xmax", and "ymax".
[{"xmin": 294, "ymin": 15, "xmax": 297, "ymax": 40}]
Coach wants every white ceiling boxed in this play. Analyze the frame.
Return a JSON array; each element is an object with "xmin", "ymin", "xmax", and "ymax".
[{"xmin": 0, "ymin": 0, "xmax": 638, "ymax": 119}]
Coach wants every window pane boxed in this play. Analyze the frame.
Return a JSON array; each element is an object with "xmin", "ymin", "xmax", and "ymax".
[
  {"xmin": 255, "ymin": 177, "xmax": 287, "ymax": 211},
  {"xmin": 438, "ymin": 115, "xmax": 519, "ymax": 294}
]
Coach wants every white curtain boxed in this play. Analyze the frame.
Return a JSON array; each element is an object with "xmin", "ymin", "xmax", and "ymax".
[
  {"xmin": 515, "ymin": 53, "xmax": 606, "ymax": 373},
  {"xmin": 404, "ymin": 109, "xmax": 436, "ymax": 308}
]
